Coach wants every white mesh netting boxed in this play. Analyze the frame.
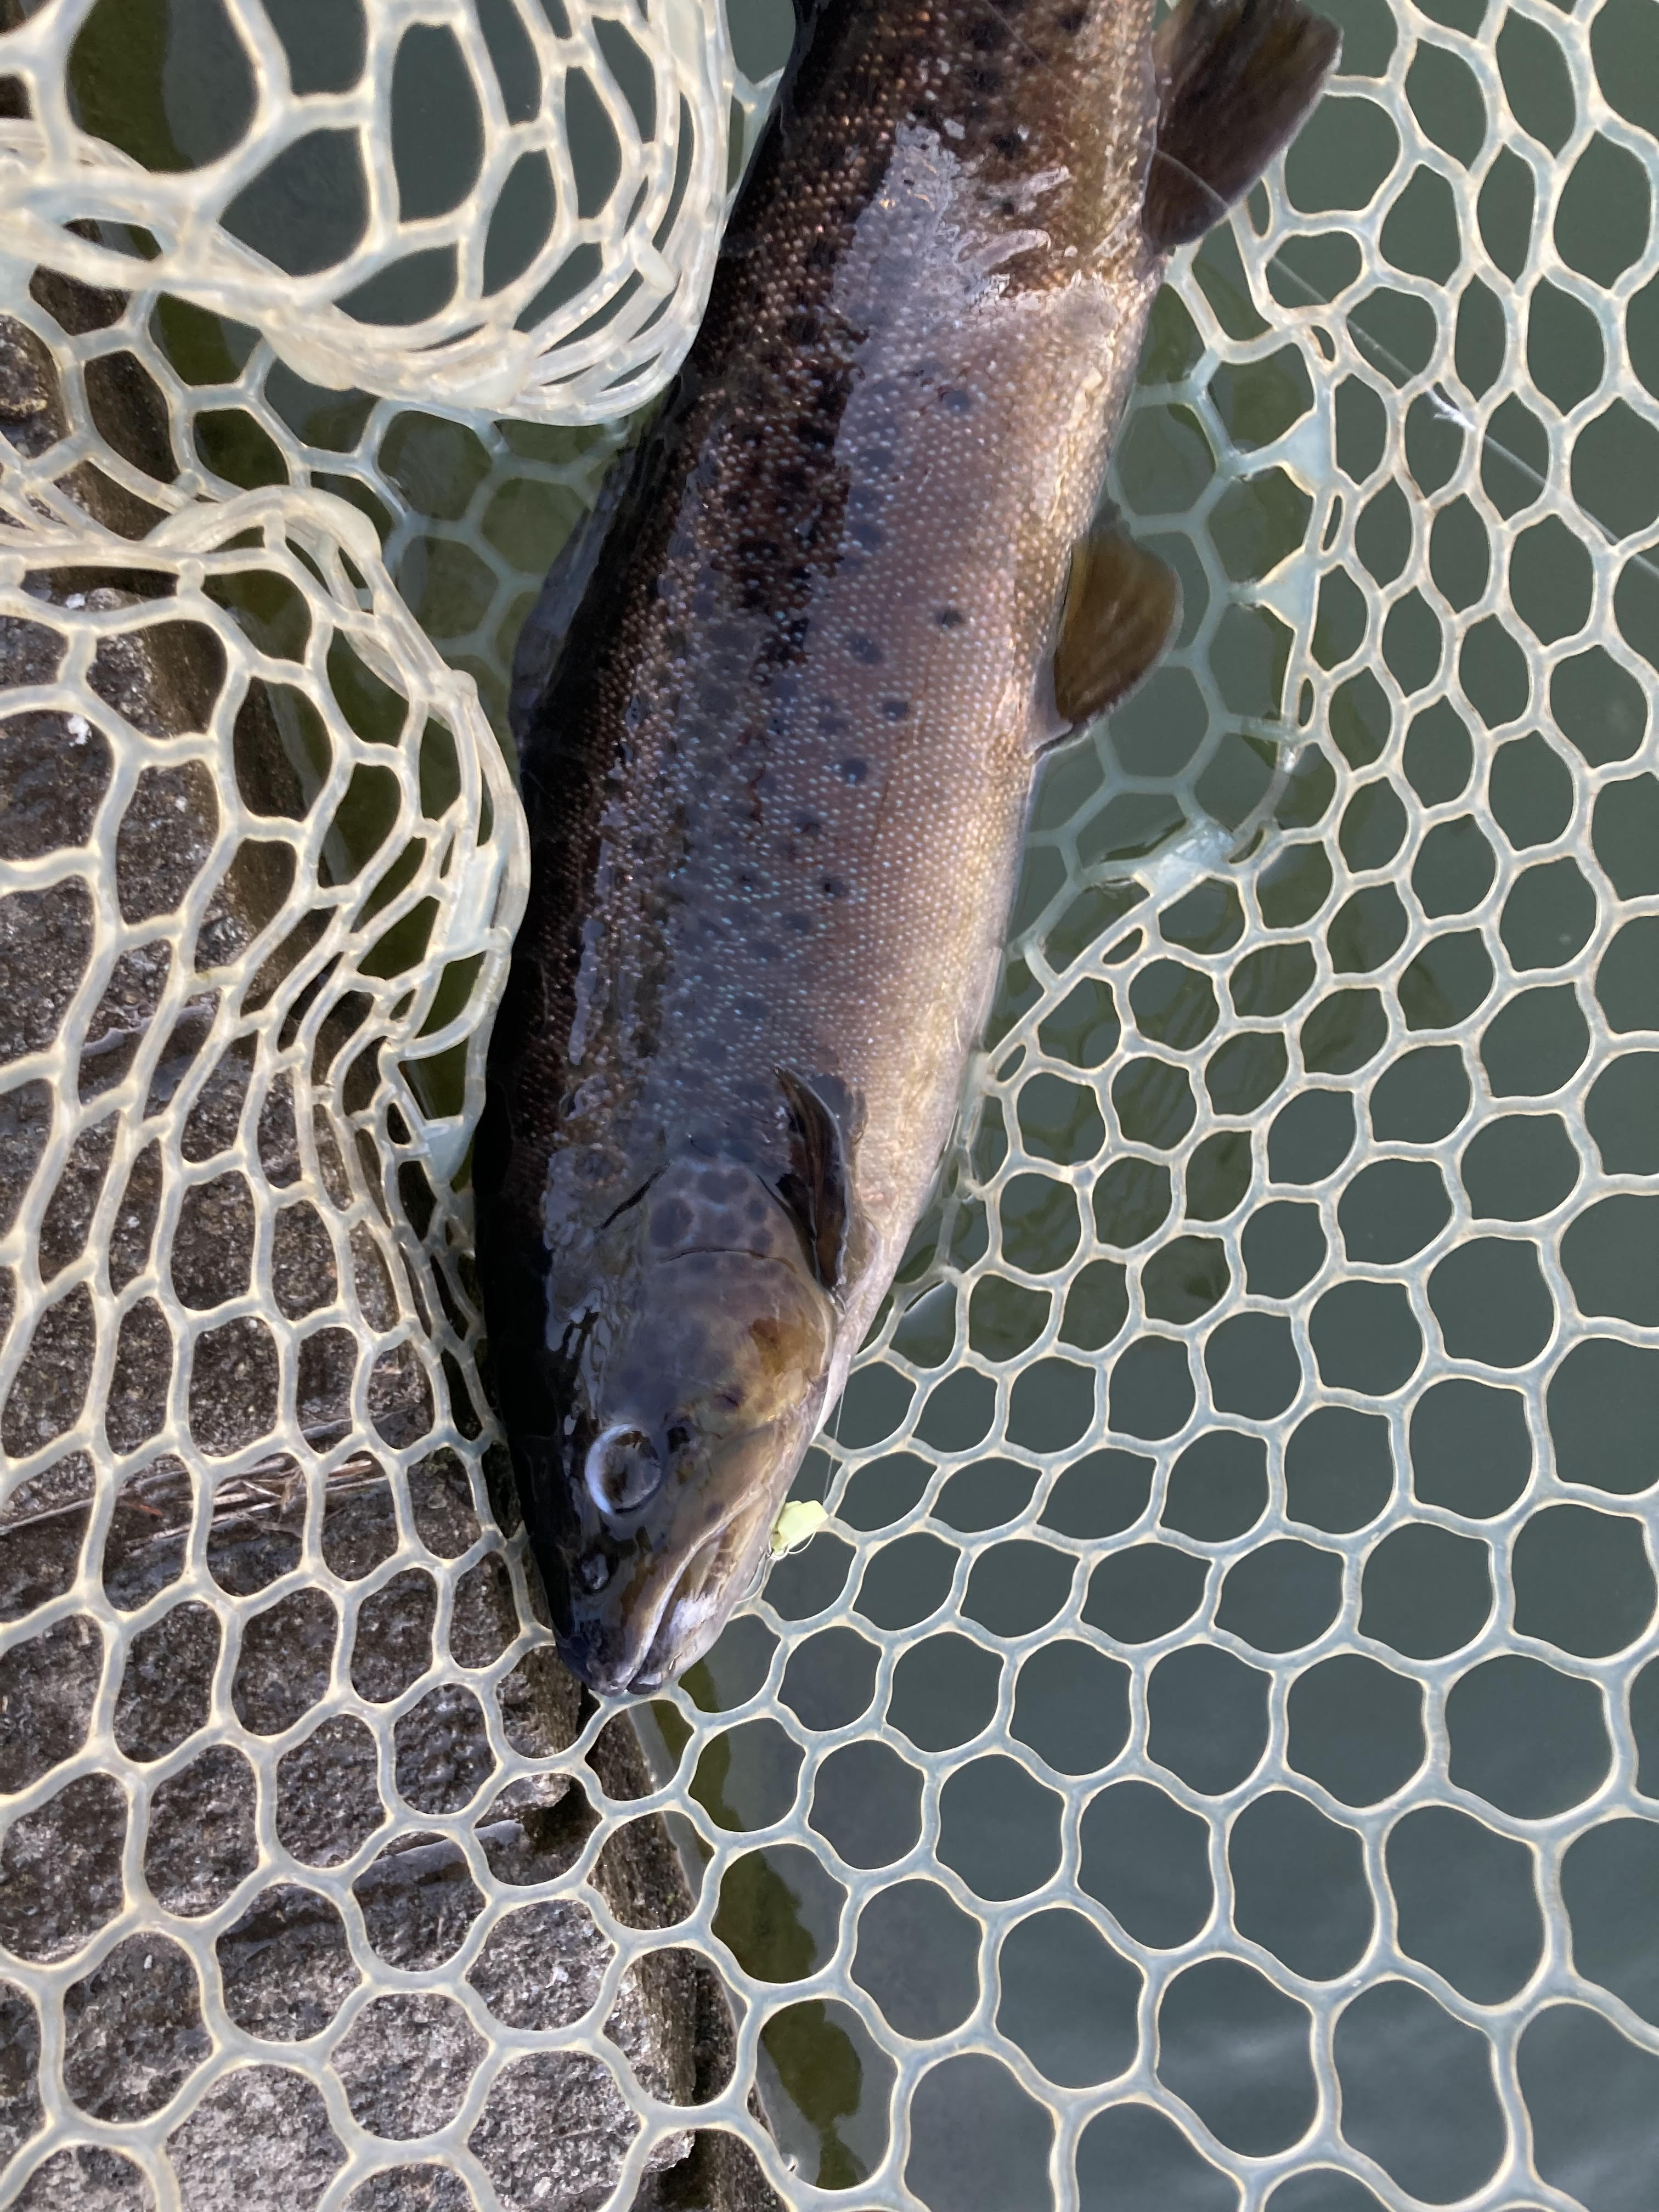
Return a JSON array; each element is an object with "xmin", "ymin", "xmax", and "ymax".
[
  {"xmin": 0, "ymin": 1, "xmax": 1657, "ymax": 2209},
  {"xmin": 0, "ymin": 0, "xmax": 777, "ymax": 420}
]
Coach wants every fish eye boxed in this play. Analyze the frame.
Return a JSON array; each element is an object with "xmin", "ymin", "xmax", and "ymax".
[
  {"xmin": 585, "ymin": 1425, "xmax": 663, "ymax": 1517},
  {"xmin": 578, "ymin": 1553, "xmax": 613, "ymax": 1592},
  {"xmin": 665, "ymin": 1423, "xmax": 692, "ymax": 1455}
]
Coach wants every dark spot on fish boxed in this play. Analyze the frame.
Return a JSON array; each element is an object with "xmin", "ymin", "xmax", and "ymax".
[
  {"xmin": 786, "ymin": 911, "xmax": 814, "ymax": 934},
  {"xmin": 941, "ymin": 387, "xmax": 974, "ymax": 415},
  {"xmin": 821, "ymin": 877, "xmax": 847, "ymax": 899},
  {"xmin": 863, "ymin": 445, "xmax": 895, "ymax": 472},
  {"xmin": 852, "ymin": 522, "xmax": 885, "ymax": 550},
  {"xmin": 970, "ymin": 19, "xmax": 1006, "ymax": 48},
  {"xmin": 787, "ymin": 311, "xmax": 820, "ymax": 343},
  {"xmin": 794, "ymin": 417, "xmax": 834, "ymax": 450},
  {"xmin": 835, "ymin": 758, "xmax": 869, "ymax": 784},
  {"xmin": 848, "ymin": 634, "xmax": 882, "ymax": 665},
  {"xmin": 883, "ymin": 698, "xmax": 911, "ymax": 721},
  {"xmin": 808, "ymin": 237, "xmax": 836, "ymax": 269},
  {"xmin": 735, "ymin": 995, "xmax": 768, "ymax": 1023},
  {"xmin": 819, "ymin": 707, "xmax": 850, "ymax": 737},
  {"xmin": 1059, "ymin": 5, "xmax": 1086, "ymax": 26},
  {"xmin": 994, "ymin": 134, "xmax": 1024, "ymax": 160},
  {"xmin": 935, "ymin": 606, "xmax": 965, "ymax": 628},
  {"xmin": 795, "ymin": 815, "xmax": 822, "ymax": 836},
  {"xmin": 651, "ymin": 1197, "xmax": 694, "ymax": 1248},
  {"xmin": 966, "ymin": 66, "xmax": 1003, "ymax": 94}
]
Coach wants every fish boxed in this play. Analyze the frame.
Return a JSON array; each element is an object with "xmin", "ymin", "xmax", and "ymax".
[{"xmin": 473, "ymin": 0, "xmax": 1340, "ymax": 1694}]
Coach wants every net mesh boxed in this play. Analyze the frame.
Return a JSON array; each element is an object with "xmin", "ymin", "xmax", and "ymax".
[{"xmin": 0, "ymin": 1, "xmax": 1656, "ymax": 2208}]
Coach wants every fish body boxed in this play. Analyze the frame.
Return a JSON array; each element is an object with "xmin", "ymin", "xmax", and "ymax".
[{"xmin": 474, "ymin": 0, "xmax": 1338, "ymax": 1692}]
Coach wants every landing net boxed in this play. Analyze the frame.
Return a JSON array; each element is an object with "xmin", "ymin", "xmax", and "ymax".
[{"xmin": 0, "ymin": 2, "xmax": 1655, "ymax": 2209}]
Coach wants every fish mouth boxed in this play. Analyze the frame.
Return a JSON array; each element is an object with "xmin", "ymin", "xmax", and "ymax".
[{"xmin": 557, "ymin": 1429, "xmax": 787, "ymax": 1696}]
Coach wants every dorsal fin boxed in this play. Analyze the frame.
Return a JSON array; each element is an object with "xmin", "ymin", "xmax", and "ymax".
[
  {"xmin": 775, "ymin": 1068, "xmax": 851, "ymax": 1296},
  {"xmin": 1144, "ymin": 0, "xmax": 1341, "ymax": 251},
  {"xmin": 1051, "ymin": 521, "xmax": 1181, "ymax": 730}
]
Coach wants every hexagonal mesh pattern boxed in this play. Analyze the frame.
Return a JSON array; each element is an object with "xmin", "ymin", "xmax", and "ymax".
[
  {"xmin": 1, "ymin": 1, "xmax": 1656, "ymax": 2209},
  {"xmin": 0, "ymin": 0, "xmax": 771, "ymax": 421}
]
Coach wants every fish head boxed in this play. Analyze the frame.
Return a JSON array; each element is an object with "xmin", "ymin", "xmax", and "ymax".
[{"xmin": 529, "ymin": 1156, "xmax": 838, "ymax": 1695}]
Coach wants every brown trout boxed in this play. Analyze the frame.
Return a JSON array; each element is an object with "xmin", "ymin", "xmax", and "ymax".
[{"xmin": 474, "ymin": 0, "xmax": 1338, "ymax": 1693}]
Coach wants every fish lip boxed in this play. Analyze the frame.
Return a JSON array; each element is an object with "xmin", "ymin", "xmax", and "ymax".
[{"xmin": 566, "ymin": 1421, "xmax": 797, "ymax": 1694}]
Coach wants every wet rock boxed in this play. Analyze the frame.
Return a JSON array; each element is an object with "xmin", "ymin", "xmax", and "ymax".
[
  {"xmin": 351, "ymin": 1567, "xmax": 436, "ymax": 1701},
  {"xmin": 0, "ymin": 877, "xmax": 93, "ymax": 1068},
  {"xmin": 409, "ymin": 1447, "xmax": 481, "ymax": 1556},
  {"xmin": 332, "ymin": 1992, "xmax": 487, "ymax": 2139},
  {"xmin": 0, "ymin": 1613, "xmax": 101, "ymax": 1790},
  {"xmin": 341, "ymin": 2169, "xmax": 472, "ymax": 2212},
  {"xmin": 171, "ymin": 1171, "xmax": 256, "ymax": 1309},
  {"xmin": 38, "ymin": 1118, "xmax": 119, "ymax": 1281},
  {"xmin": 449, "ymin": 1549, "xmax": 517, "ymax": 1666},
  {"xmin": 1, "ymin": 1281, "xmax": 95, "ymax": 1457},
  {"xmin": 100, "ymin": 1455, "xmax": 192, "ymax": 1609},
  {"xmin": 166, "ymin": 2063, "xmax": 345, "ymax": 2212},
  {"xmin": 0, "ymin": 1771, "xmax": 126, "ymax": 1961},
  {"xmin": 231, "ymin": 1588, "xmax": 336, "ymax": 1735},
  {"xmin": 115, "ymin": 761, "xmax": 219, "ymax": 923},
  {"xmin": 497, "ymin": 1641, "xmax": 584, "ymax": 1759},
  {"xmin": 270, "ymin": 1201, "xmax": 337, "ymax": 1317},
  {"xmin": 61, "ymin": 1935, "xmax": 210, "ymax": 2120},
  {"xmin": 476, "ymin": 1775, "xmax": 595, "ymax": 1888},
  {"xmin": 0, "ymin": 1080, "xmax": 51, "ymax": 1236},
  {"xmin": 0, "ymin": 1977, "xmax": 43, "ymax": 2172},
  {"xmin": 393, "ymin": 1682, "xmax": 495, "ymax": 1814},
  {"xmin": 112, "ymin": 1601, "xmax": 220, "ymax": 1762},
  {"xmin": 0, "ymin": 312, "xmax": 67, "ymax": 456},
  {"xmin": 255, "ymin": 1073, "xmax": 301, "ymax": 1186},
  {"xmin": 105, "ymin": 1139, "xmax": 162, "ymax": 1293},
  {"xmin": 353, "ymin": 1834, "xmax": 484, "ymax": 1971},
  {"xmin": 180, "ymin": 1034, "xmax": 256, "ymax": 1161},
  {"xmin": 105, "ymin": 1297, "xmax": 172, "ymax": 1453},
  {"xmin": 368, "ymin": 1339, "xmax": 435, "ymax": 1446},
  {"xmin": 0, "ymin": 704, "xmax": 110, "ymax": 863},
  {"xmin": 188, "ymin": 1314, "xmax": 279, "ymax": 1455},
  {"xmin": 275, "ymin": 1715, "xmax": 386, "ymax": 1866},
  {"xmin": 13, "ymin": 2142, "xmax": 155, "ymax": 2210},
  {"xmin": 467, "ymin": 1898, "xmax": 613, "ymax": 2032},
  {"xmin": 469, "ymin": 2052, "xmax": 639, "ymax": 2212},
  {"xmin": 297, "ymin": 1325, "xmax": 357, "ymax": 1445},
  {"xmin": 320, "ymin": 1462, "xmax": 398, "ymax": 1579},
  {"xmin": 204, "ymin": 1460, "xmax": 305, "ymax": 1593},
  {"xmin": 78, "ymin": 937, "xmax": 171, "ymax": 1101},
  {"xmin": 144, "ymin": 1746, "xmax": 258, "ymax": 1918},
  {"xmin": 0, "ymin": 1451, "xmax": 93, "ymax": 1619},
  {"xmin": 216, "ymin": 1885, "xmax": 359, "ymax": 2042}
]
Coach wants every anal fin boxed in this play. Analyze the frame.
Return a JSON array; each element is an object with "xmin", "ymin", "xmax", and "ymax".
[
  {"xmin": 1144, "ymin": 0, "xmax": 1341, "ymax": 251},
  {"xmin": 1051, "ymin": 523, "xmax": 1182, "ymax": 731}
]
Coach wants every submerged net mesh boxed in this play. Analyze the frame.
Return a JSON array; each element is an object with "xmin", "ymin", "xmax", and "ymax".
[
  {"xmin": 0, "ymin": 0, "xmax": 775, "ymax": 421},
  {"xmin": 1, "ymin": 0, "xmax": 1656, "ymax": 2208}
]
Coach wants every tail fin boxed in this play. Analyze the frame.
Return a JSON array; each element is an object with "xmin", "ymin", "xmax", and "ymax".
[{"xmin": 1143, "ymin": 0, "xmax": 1341, "ymax": 250}]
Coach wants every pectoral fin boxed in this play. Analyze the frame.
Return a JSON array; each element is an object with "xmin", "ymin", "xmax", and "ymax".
[
  {"xmin": 775, "ymin": 1068, "xmax": 852, "ymax": 1296},
  {"xmin": 1051, "ymin": 524, "xmax": 1182, "ymax": 730},
  {"xmin": 1144, "ymin": 0, "xmax": 1341, "ymax": 250}
]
